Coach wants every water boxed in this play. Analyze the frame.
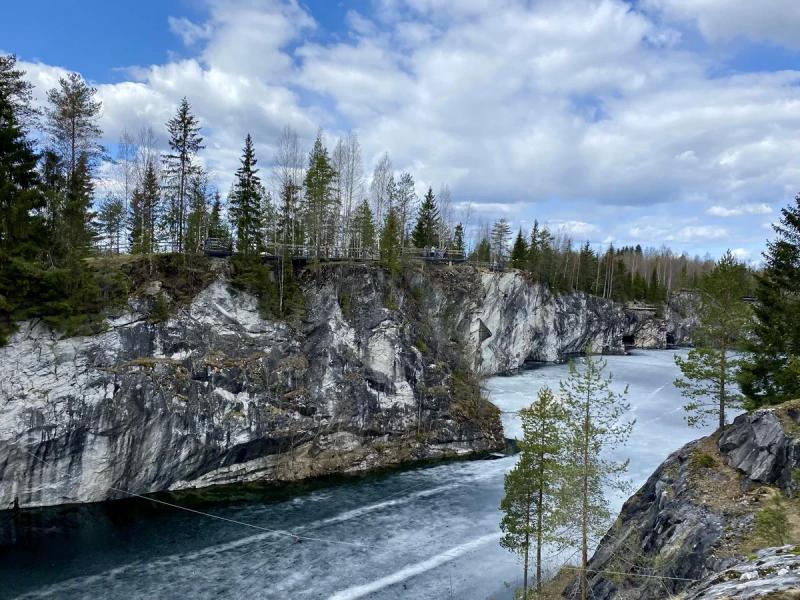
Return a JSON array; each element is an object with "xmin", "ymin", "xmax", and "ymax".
[{"xmin": 1, "ymin": 350, "xmax": 718, "ymax": 600}]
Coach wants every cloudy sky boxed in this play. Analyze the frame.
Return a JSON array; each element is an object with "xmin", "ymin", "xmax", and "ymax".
[{"xmin": 4, "ymin": 0, "xmax": 800, "ymax": 260}]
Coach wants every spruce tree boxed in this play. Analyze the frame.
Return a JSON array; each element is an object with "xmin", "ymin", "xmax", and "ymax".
[
  {"xmin": 379, "ymin": 206, "xmax": 402, "ymax": 275},
  {"xmin": 411, "ymin": 187, "xmax": 438, "ymax": 249},
  {"xmin": 185, "ymin": 173, "xmax": 209, "ymax": 254},
  {"xmin": 96, "ymin": 195, "xmax": 124, "ymax": 253},
  {"xmin": 0, "ymin": 55, "xmax": 44, "ymax": 258},
  {"xmin": 229, "ymin": 134, "xmax": 262, "ymax": 255},
  {"xmin": 207, "ymin": 191, "xmax": 230, "ymax": 242},
  {"xmin": 560, "ymin": 350, "xmax": 633, "ymax": 600},
  {"xmin": 675, "ymin": 251, "xmax": 750, "ymax": 429},
  {"xmin": 303, "ymin": 133, "xmax": 336, "ymax": 259},
  {"xmin": 351, "ymin": 199, "xmax": 375, "ymax": 258},
  {"xmin": 739, "ymin": 195, "xmax": 800, "ymax": 407},
  {"xmin": 129, "ymin": 161, "xmax": 160, "ymax": 255},
  {"xmin": 162, "ymin": 97, "xmax": 203, "ymax": 253},
  {"xmin": 510, "ymin": 228, "xmax": 528, "ymax": 269},
  {"xmin": 500, "ymin": 386, "xmax": 568, "ymax": 598},
  {"xmin": 452, "ymin": 222, "xmax": 465, "ymax": 257}
]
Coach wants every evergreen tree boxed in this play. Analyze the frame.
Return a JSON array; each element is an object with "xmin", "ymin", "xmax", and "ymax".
[
  {"xmin": 411, "ymin": 187, "xmax": 439, "ymax": 249},
  {"xmin": 129, "ymin": 161, "xmax": 159, "ymax": 255},
  {"xmin": 162, "ymin": 97, "xmax": 204, "ymax": 253},
  {"xmin": 228, "ymin": 134, "xmax": 262, "ymax": 255},
  {"xmin": 379, "ymin": 206, "xmax": 402, "ymax": 276},
  {"xmin": 490, "ymin": 218, "xmax": 511, "ymax": 264},
  {"xmin": 452, "ymin": 222, "xmax": 465, "ymax": 257},
  {"xmin": 185, "ymin": 173, "xmax": 209, "ymax": 254},
  {"xmin": 45, "ymin": 72, "xmax": 103, "ymax": 182},
  {"xmin": 675, "ymin": 251, "xmax": 750, "ymax": 429},
  {"xmin": 0, "ymin": 55, "xmax": 44, "ymax": 258},
  {"xmin": 351, "ymin": 199, "xmax": 375, "ymax": 258},
  {"xmin": 58, "ymin": 154, "xmax": 95, "ymax": 258},
  {"xmin": 96, "ymin": 195, "xmax": 124, "ymax": 253},
  {"xmin": 303, "ymin": 133, "xmax": 336, "ymax": 259},
  {"xmin": 510, "ymin": 228, "xmax": 528, "ymax": 270},
  {"xmin": 560, "ymin": 350, "xmax": 633, "ymax": 600},
  {"xmin": 739, "ymin": 195, "xmax": 800, "ymax": 407},
  {"xmin": 500, "ymin": 386, "xmax": 567, "ymax": 598},
  {"xmin": 207, "ymin": 191, "xmax": 230, "ymax": 242},
  {"xmin": 396, "ymin": 172, "xmax": 416, "ymax": 248},
  {"xmin": 277, "ymin": 179, "xmax": 303, "ymax": 247},
  {"xmin": 45, "ymin": 72, "xmax": 102, "ymax": 259},
  {"xmin": 471, "ymin": 237, "xmax": 490, "ymax": 263}
]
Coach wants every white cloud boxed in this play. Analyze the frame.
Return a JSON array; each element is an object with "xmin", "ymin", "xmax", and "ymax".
[
  {"xmin": 546, "ymin": 220, "xmax": 599, "ymax": 239},
  {"xmin": 672, "ymin": 225, "xmax": 728, "ymax": 242},
  {"xmin": 707, "ymin": 203, "xmax": 773, "ymax": 217},
  {"xmin": 645, "ymin": 0, "xmax": 800, "ymax": 49},
  {"xmin": 12, "ymin": 0, "xmax": 797, "ymax": 257}
]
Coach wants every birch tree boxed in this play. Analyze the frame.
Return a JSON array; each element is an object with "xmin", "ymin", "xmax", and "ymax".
[{"xmin": 370, "ymin": 152, "xmax": 392, "ymax": 233}]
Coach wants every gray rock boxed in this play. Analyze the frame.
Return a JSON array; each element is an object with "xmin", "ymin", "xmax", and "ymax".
[{"xmin": 682, "ymin": 546, "xmax": 800, "ymax": 599}]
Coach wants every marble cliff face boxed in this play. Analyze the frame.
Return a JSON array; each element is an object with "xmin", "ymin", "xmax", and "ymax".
[{"xmin": 0, "ymin": 263, "xmax": 693, "ymax": 509}]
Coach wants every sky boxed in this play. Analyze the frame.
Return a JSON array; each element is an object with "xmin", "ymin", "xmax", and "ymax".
[{"xmin": 4, "ymin": 0, "xmax": 800, "ymax": 261}]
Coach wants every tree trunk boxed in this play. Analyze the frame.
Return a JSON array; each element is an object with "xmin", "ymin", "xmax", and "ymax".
[
  {"xmin": 523, "ymin": 490, "xmax": 531, "ymax": 599},
  {"xmin": 581, "ymin": 392, "xmax": 590, "ymax": 600},
  {"xmin": 719, "ymin": 346, "xmax": 726, "ymax": 432}
]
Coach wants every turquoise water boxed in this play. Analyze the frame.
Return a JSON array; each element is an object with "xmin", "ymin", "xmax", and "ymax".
[{"xmin": 1, "ymin": 350, "xmax": 717, "ymax": 599}]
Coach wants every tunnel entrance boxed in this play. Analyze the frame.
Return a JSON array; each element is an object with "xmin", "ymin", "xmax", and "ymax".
[
  {"xmin": 666, "ymin": 333, "xmax": 676, "ymax": 348},
  {"xmin": 622, "ymin": 334, "xmax": 635, "ymax": 347}
]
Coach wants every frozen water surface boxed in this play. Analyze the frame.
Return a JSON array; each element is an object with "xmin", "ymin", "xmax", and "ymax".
[{"xmin": 2, "ymin": 350, "xmax": 721, "ymax": 599}]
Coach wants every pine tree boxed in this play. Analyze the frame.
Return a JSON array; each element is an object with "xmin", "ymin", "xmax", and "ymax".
[
  {"xmin": 560, "ymin": 350, "xmax": 634, "ymax": 600},
  {"xmin": 45, "ymin": 72, "xmax": 102, "ymax": 260},
  {"xmin": 45, "ymin": 72, "xmax": 103, "ymax": 182},
  {"xmin": 228, "ymin": 134, "xmax": 262, "ymax": 255},
  {"xmin": 379, "ymin": 206, "xmax": 402, "ymax": 276},
  {"xmin": 500, "ymin": 386, "xmax": 568, "ymax": 599},
  {"xmin": 303, "ymin": 133, "xmax": 336, "ymax": 259},
  {"xmin": 739, "ymin": 195, "xmax": 800, "ymax": 407},
  {"xmin": 411, "ymin": 187, "xmax": 439, "ymax": 249},
  {"xmin": 675, "ymin": 251, "xmax": 750, "ymax": 429},
  {"xmin": 491, "ymin": 218, "xmax": 511, "ymax": 264},
  {"xmin": 510, "ymin": 228, "xmax": 528, "ymax": 270},
  {"xmin": 162, "ymin": 97, "xmax": 204, "ymax": 253}
]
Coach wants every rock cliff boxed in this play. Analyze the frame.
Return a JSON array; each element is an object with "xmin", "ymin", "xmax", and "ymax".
[
  {"xmin": 0, "ymin": 261, "xmax": 692, "ymax": 510},
  {"xmin": 571, "ymin": 401, "xmax": 800, "ymax": 599}
]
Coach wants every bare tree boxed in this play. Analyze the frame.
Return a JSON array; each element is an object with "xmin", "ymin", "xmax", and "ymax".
[{"xmin": 370, "ymin": 152, "xmax": 392, "ymax": 233}]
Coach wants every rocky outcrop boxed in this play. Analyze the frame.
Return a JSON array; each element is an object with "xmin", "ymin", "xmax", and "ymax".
[
  {"xmin": 0, "ymin": 263, "xmax": 696, "ymax": 510},
  {"xmin": 683, "ymin": 546, "xmax": 800, "ymax": 599},
  {"xmin": 0, "ymin": 264, "xmax": 502, "ymax": 510},
  {"xmin": 572, "ymin": 402, "xmax": 800, "ymax": 599},
  {"xmin": 623, "ymin": 290, "xmax": 700, "ymax": 350}
]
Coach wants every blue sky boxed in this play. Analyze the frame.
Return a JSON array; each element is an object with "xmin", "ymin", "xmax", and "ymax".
[{"xmin": 5, "ymin": 0, "xmax": 800, "ymax": 261}]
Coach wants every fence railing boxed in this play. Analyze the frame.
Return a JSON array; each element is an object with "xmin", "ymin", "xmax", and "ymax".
[{"xmin": 94, "ymin": 239, "xmax": 490, "ymax": 267}]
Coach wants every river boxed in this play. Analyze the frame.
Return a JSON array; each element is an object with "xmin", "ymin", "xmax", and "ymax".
[{"xmin": 1, "ymin": 349, "xmax": 720, "ymax": 600}]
